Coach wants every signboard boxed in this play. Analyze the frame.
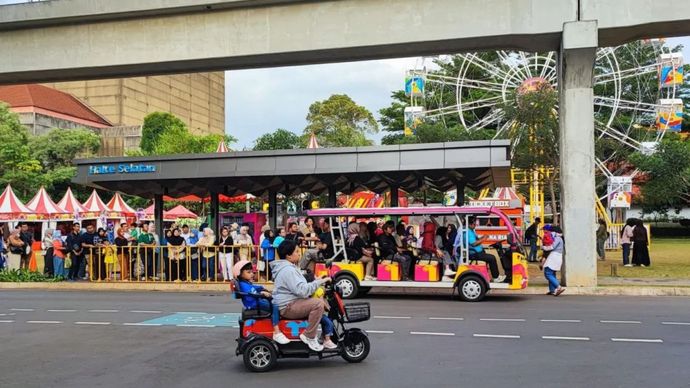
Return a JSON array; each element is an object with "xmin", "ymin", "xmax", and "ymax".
[
  {"xmin": 607, "ymin": 176, "xmax": 633, "ymax": 208},
  {"xmin": 468, "ymin": 199, "xmax": 511, "ymax": 208},
  {"xmin": 89, "ymin": 163, "xmax": 156, "ymax": 175}
]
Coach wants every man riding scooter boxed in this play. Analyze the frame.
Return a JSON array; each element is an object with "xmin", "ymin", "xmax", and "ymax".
[{"xmin": 271, "ymin": 240, "xmax": 334, "ymax": 352}]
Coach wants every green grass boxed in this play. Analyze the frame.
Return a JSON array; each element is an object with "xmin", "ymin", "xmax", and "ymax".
[{"xmin": 597, "ymin": 238, "xmax": 690, "ymax": 279}]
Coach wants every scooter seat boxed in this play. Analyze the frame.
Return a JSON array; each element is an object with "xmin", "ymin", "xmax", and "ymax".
[{"xmin": 241, "ymin": 309, "xmax": 272, "ymax": 320}]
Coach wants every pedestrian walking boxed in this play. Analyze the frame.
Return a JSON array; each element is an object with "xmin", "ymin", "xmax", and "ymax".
[
  {"xmin": 543, "ymin": 226, "xmax": 565, "ymax": 296},
  {"xmin": 631, "ymin": 219, "xmax": 650, "ymax": 267},
  {"xmin": 620, "ymin": 218, "xmax": 635, "ymax": 267},
  {"xmin": 596, "ymin": 219, "xmax": 608, "ymax": 261},
  {"xmin": 525, "ymin": 217, "xmax": 541, "ymax": 262}
]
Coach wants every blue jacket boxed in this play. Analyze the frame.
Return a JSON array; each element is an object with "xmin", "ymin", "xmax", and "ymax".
[
  {"xmin": 238, "ymin": 280, "xmax": 265, "ymax": 310},
  {"xmin": 261, "ymin": 238, "xmax": 275, "ymax": 261}
]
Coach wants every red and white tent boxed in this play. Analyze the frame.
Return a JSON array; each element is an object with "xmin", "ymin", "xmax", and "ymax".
[
  {"xmin": 0, "ymin": 184, "xmax": 33, "ymax": 221},
  {"xmin": 142, "ymin": 204, "xmax": 198, "ymax": 221},
  {"xmin": 82, "ymin": 189, "xmax": 110, "ymax": 217},
  {"xmin": 57, "ymin": 187, "xmax": 87, "ymax": 217},
  {"xmin": 493, "ymin": 187, "xmax": 521, "ymax": 201},
  {"xmin": 26, "ymin": 186, "xmax": 71, "ymax": 220},
  {"xmin": 106, "ymin": 192, "xmax": 136, "ymax": 217},
  {"xmin": 216, "ymin": 140, "xmax": 229, "ymax": 153},
  {"xmin": 307, "ymin": 132, "xmax": 320, "ymax": 149}
]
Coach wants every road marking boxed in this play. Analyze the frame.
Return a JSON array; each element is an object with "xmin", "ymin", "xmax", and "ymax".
[
  {"xmin": 75, "ymin": 321, "xmax": 111, "ymax": 325},
  {"xmin": 374, "ymin": 316, "xmax": 411, "ymax": 319},
  {"xmin": 47, "ymin": 309, "xmax": 77, "ymax": 313},
  {"xmin": 428, "ymin": 317, "xmax": 464, "ymax": 321},
  {"xmin": 600, "ymin": 320, "xmax": 641, "ymax": 324},
  {"xmin": 540, "ymin": 319, "xmax": 582, "ymax": 323},
  {"xmin": 473, "ymin": 334, "xmax": 521, "ymax": 339},
  {"xmin": 480, "ymin": 318, "xmax": 526, "ymax": 322},
  {"xmin": 365, "ymin": 330, "xmax": 395, "ymax": 334},
  {"xmin": 88, "ymin": 309, "xmax": 119, "ymax": 313},
  {"xmin": 410, "ymin": 331, "xmax": 455, "ymax": 336},
  {"xmin": 123, "ymin": 323, "xmax": 162, "ymax": 326},
  {"xmin": 130, "ymin": 310, "xmax": 162, "ymax": 314},
  {"xmin": 176, "ymin": 324, "xmax": 216, "ymax": 328},
  {"xmin": 611, "ymin": 338, "xmax": 663, "ymax": 343},
  {"xmin": 0, "ymin": 320, "xmax": 14, "ymax": 323},
  {"xmin": 27, "ymin": 320, "xmax": 62, "ymax": 324},
  {"xmin": 175, "ymin": 312, "xmax": 207, "ymax": 315},
  {"xmin": 542, "ymin": 336, "xmax": 590, "ymax": 341},
  {"xmin": 10, "ymin": 308, "xmax": 34, "ymax": 312},
  {"xmin": 662, "ymin": 321, "xmax": 690, "ymax": 326}
]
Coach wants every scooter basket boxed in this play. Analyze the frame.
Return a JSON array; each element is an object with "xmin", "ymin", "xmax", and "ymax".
[{"xmin": 343, "ymin": 302, "xmax": 370, "ymax": 323}]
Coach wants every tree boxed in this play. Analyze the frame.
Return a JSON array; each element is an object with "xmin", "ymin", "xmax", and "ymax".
[
  {"xmin": 629, "ymin": 139, "xmax": 690, "ymax": 214},
  {"xmin": 140, "ymin": 112, "xmax": 187, "ymax": 154},
  {"xmin": 305, "ymin": 94, "xmax": 377, "ymax": 147},
  {"xmin": 253, "ymin": 128, "xmax": 302, "ymax": 151}
]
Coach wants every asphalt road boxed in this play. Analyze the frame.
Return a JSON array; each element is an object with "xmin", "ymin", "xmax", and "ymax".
[{"xmin": 1, "ymin": 290, "xmax": 689, "ymax": 388}]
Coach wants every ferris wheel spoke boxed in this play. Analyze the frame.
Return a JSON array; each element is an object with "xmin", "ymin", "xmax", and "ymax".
[
  {"xmin": 519, "ymin": 52, "xmax": 534, "ymax": 78},
  {"xmin": 461, "ymin": 53, "xmax": 516, "ymax": 86},
  {"xmin": 497, "ymin": 51, "xmax": 531, "ymax": 82},
  {"xmin": 539, "ymin": 52, "xmax": 556, "ymax": 79},
  {"xmin": 456, "ymin": 95, "xmax": 503, "ymax": 112},
  {"xmin": 595, "ymin": 158, "xmax": 614, "ymax": 178},
  {"xmin": 594, "ymin": 64, "xmax": 657, "ymax": 84},
  {"xmin": 493, "ymin": 120, "xmax": 514, "ymax": 139},
  {"xmin": 465, "ymin": 109, "xmax": 505, "ymax": 131},
  {"xmin": 595, "ymin": 123, "xmax": 642, "ymax": 151}
]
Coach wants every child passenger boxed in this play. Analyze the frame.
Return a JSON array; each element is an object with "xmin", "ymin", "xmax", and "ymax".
[{"xmin": 233, "ymin": 260, "xmax": 290, "ymax": 344}]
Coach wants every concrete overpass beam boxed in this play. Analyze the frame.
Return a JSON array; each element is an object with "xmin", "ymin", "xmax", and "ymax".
[{"xmin": 558, "ymin": 21, "xmax": 598, "ymax": 288}]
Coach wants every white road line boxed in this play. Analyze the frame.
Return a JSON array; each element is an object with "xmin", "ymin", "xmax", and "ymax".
[
  {"xmin": 175, "ymin": 312, "xmax": 207, "ymax": 315},
  {"xmin": 10, "ymin": 308, "xmax": 34, "ymax": 312},
  {"xmin": 366, "ymin": 330, "xmax": 395, "ymax": 334},
  {"xmin": 410, "ymin": 331, "xmax": 455, "ymax": 336},
  {"xmin": 542, "ymin": 336, "xmax": 590, "ymax": 341},
  {"xmin": 130, "ymin": 310, "xmax": 162, "ymax": 314},
  {"xmin": 540, "ymin": 319, "xmax": 582, "ymax": 323},
  {"xmin": 75, "ymin": 321, "xmax": 111, "ymax": 325},
  {"xmin": 374, "ymin": 316, "xmax": 411, "ymax": 319},
  {"xmin": 0, "ymin": 320, "xmax": 15, "ymax": 323},
  {"xmin": 473, "ymin": 334, "xmax": 521, "ymax": 339},
  {"xmin": 88, "ymin": 310, "xmax": 119, "ymax": 313},
  {"xmin": 27, "ymin": 320, "xmax": 63, "ymax": 324},
  {"xmin": 611, "ymin": 338, "xmax": 663, "ymax": 343},
  {"xmin": 123, "ymin": 323, "xmax": 162, "ymax": 326},
  {"xmin": 177, "ymin": 324, "xmax": 216, "ymax": 328},
  {"xmin": 662, "ymin": 321, "xmax": 690, "ymax": 326},
  {"xmin": 428, "ymin": 317, "xmax": 464, "ymax": 321},
  {"xmin": 600, "ymin": 320, "xmax": 641, "ymax": 324},
  {"xmin": 480, "ymin": 318, "xmax": 526, "ymax": 322},
  {"xmin": 47, "ymin": 309, "xmax": 77, "ymax": 313}
]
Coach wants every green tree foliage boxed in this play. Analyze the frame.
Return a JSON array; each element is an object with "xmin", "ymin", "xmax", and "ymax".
[
  {"xmin": 0, "ymin": 103, "xmax": 101, "ymax": 200},
  {"xmin": 253, "ymin": 128, "xmax": 303, "ymax": 151},
  {"xmin": 629, "ymin": 139, "xmax": 690, "ymax": 214},
  {"xmin": 305, "ymin": 94, "xmax": 377, "ymax": 147},
  {"xmin": 137, "ymin": 112, "xmax": 235, "ymax": 155}
]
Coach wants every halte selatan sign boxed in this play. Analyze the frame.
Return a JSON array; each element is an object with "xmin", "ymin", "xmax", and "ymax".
[{"xmin": 88, "ymin": 163, "xmax": 157, "ymax": 175}]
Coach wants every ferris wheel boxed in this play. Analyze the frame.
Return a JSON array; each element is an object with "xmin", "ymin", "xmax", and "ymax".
[{"xmin": 404, "ymin": 40, "xmax": 685, "ymax": 180}]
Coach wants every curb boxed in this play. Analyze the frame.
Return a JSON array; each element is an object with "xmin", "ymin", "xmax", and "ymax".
[{"xmin": 1, "ymin": 282, "xmax": 689, "ymax": 297}]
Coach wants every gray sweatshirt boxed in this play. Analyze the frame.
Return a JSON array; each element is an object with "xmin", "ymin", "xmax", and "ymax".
[{"xmin": 270, "ymin": 260, "xmax": 327, "ymax": 309}]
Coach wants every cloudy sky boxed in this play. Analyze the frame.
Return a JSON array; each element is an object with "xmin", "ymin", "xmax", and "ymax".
[{"xmin": 227, "ymin": 37, "xmax": 690, "ymax": 149}]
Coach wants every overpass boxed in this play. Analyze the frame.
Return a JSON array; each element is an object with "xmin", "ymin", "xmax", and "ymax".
[{"xmin": 1, "ymin": 0, "xmax": 690, "ymax": 288}]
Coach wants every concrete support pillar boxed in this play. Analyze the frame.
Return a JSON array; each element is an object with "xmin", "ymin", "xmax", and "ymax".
[
  {"xmin": 154, "ymin": 194, "xmax": 164, "ymax": 242},
  {"xmin": 209, "ymin": 191, "xmax": 219, "ymax": 234},
  {"xmin": 268, "ymin": 190, "xmax": 277, "ymax": 230},
  {"xmin": 456, "ymin": 183, "xmax": 465, "ymax": 206},
  {"xmin": 327, "ymin": 186, "xmax": 337, "ymax": 208},
  {"xmin": 558, "ymin": 21, "xmax": 598, "ymax": 287},
  {"xmin": 390, "ymin": 185, "xmax": 399, "ymax": 208}
]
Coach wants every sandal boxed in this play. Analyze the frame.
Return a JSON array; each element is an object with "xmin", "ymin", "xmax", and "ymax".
[{"xmin": 554, "ymin": 287, "xmax": 565, "ymax": 296}]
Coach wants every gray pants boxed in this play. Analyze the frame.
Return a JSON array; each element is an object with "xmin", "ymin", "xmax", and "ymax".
[{"xmin": 597, "ymin": 239, "xmax": 606, "ymax": 260}]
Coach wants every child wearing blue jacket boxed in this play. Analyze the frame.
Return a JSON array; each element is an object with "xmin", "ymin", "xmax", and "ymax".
[{"xmin": 233, "ymin": 260, "xmax": 290, "ymax": 344}]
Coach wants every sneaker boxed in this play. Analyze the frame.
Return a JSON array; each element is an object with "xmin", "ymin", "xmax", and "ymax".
[
  {"xmin": 624, "ymin": 264, "xmax": 633, "ymax": 267},
  {"xmin": 273, "ymin": 332, "xmax": 290, "ymax": 345},
  {"xmin": 443, "ymin": 269, "xmax": 456, "ymax": 277},
  {"xmin": 364, "ymin": 275, "xmax": 376, "ymax": 281},
  {"xmin": 494, "ymin": 275, "xmax": 506, "ymax": 283},
  {"xmin": 300, "ymin": 333, "xmax": 324, "ymax": 352},
  {"xmin": 640, "ymin": 265, "xmax": 647, "ymax": 268},
  {"xmin": 554, "ymin": 287, "xmax": 566, "ymax": 296},
  {"xmin": 322, "ymin": 339, "xmax": 338, "ymax": 350}
]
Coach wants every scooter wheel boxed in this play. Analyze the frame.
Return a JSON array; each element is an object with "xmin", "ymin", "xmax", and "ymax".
[
  {"xmin": 341, "ymin": 332, "xmax": 370, "ymax": 363},
  {"xmin": 243, "ymin": 339, "xmax": 277, "ymax": 372}
]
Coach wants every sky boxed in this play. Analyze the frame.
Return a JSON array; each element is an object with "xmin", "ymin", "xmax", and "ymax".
[{"xmin": 227, "ymin": 37, "xmax": 690, "ymax": 149}]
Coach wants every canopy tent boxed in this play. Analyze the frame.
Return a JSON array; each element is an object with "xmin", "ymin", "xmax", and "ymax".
[
  {"xmin": 81, "ymin": 189, "xmax": 111, "ymax": 218},
  {"xmin": 143, "ymin": 204, "xmax": 198, "ymax": 220},
  {"xmin": 106, "ymin": 192, "xmax": 136, "ymax": 217},
  {"xmin": 26, "ymin": 186, "xmax": 72, "ymax": 220},
  {"xmin": 0, "ymin": 184, "xmax": 34, "ymax": 221},
  {"xmin": 307, "ymin": 132, "xmax": 319, "ymax": 149},
  {"xmin": 216, "ymin": 140, "xmax": 229, "ymax": 153},
  {"xmin": 57, "ymin": 187, "xmax": 87, "ymax": 216}
]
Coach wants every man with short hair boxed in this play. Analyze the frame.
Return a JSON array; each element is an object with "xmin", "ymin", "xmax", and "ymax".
[
  {"xmin": 66, "ymin": 223, "xmax": 84, "ymax": 281},
  {"xmin": 378, "ymin": 222, "xmax": 412, "ymax": 280},
  {"xmin": 285, "ymin": 222, "xmax": 305, "ymax": 245},
  {"xmin": 80, "ymin": 225, "xmax": 98, "ymax": 280},
  {"xmin": 19, "ymin": 223, "xmax": 34, "ymax": 270},
  {"xmin": 464, "ymin": 216, "xmax": 505, "ymax": 282},
  {"xmin": 524, "ymin": 217, "xmax": 541, "ymax": 262}
]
